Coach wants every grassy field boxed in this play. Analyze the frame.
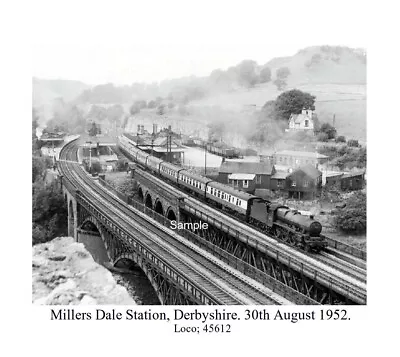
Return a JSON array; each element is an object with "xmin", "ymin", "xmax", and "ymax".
[{"xmin": 190, "ymin": 82, "xmax": 366, "ymax": 143}]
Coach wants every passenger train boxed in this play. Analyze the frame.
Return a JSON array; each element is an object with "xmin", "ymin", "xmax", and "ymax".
[{"xmin": 118, "ymin": 134, "xmax": 328, "ymax": 252}]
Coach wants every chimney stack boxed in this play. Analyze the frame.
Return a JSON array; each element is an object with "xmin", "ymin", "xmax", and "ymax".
[
  {"xmin": 137, "ymin": 124, "xmax": 141, "ymax": 134},
  {"xmin": 153, "ymin": 124, "xmax": 158, "ymax": 135}
]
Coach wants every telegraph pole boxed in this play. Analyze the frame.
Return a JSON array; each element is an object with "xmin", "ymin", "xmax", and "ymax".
[
  {"xmin": 87, "ymin": 141, "xmax": 92, "ymax": 172},
  {"xmin": 204, "ymin": 142, "xmax": 207, "ymax": 176}
]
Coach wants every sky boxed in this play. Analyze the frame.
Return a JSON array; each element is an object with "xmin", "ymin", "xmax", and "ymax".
[{"xmin": 30, "ymin": 0, "xmax": 369, "ymax": 86}]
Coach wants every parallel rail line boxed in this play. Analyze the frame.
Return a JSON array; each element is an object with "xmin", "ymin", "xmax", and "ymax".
[
  {"xmin": 129, "ymin": 165, "xmax": 366, "ymax": 304},
  {"xmin": 60, "ymin": 140, "xmax": 291, "ymax": 305}
]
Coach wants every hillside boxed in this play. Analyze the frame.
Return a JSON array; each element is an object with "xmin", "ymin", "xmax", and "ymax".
[
  {"xmin": 265, "ymin": 46, "xmax": 366, "ymax": 85},
  {"xmin": 33, "ymin": 78, "xmax": 90, "ymax": 122},
  {"xmin": 190, "ymin": 46, "xmax": 366, "ymax": 142},
  {"xmin": 33, "ymin": 45, "xmax": 366, "ymax": 142}
]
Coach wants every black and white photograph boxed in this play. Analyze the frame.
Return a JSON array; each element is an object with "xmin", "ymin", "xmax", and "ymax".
[
  {"xmin": 31, "ymin": 44, "xmax": 367, "ymax": 307},
  {"xmin": 6, "ymin": 0, "xmax": 397, "ymax": 354}
]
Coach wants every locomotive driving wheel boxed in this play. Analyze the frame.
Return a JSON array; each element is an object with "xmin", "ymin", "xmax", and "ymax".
[
  {"xmin": 280, "ymin": 230, "xmax": 289, "ymax": 243},
  {"xmin": 274, "ymin": 227, "xmax": 283, "ymax": 241},
  {"xmin": 288, "ymin": 233, "xmax": 297, "ymax": 247}
]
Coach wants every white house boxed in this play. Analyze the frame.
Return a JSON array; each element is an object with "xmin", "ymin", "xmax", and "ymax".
[{"xmin": 288, "ymin": 108, "xmax": 314, "ymax": 131}]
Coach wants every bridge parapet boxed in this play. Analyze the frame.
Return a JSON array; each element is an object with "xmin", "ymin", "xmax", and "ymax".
[
  {"xmin": 74, "ymin": 192, "xmax": 220, "ymax": 305},
  {"xmin": 88, "ymin": 181, "xmax": 318, "ymax": 305}
]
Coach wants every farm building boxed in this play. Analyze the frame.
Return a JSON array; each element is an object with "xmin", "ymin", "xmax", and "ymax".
[
  {"xmin": 324, "ymin": 172, "xmax": 344, "ymax": 188},
  {"xmin": 273, "ymin": 150, "xmax": 329, "ymax": 169},
  {"xmin": 270, "ymin": 170, "xmax": 290, "ymax": 192},
  {"xmin": 286, "ymin": 164, "xmax": 323, "ymax": 200},
  {"xmin": 218, "ymin": 161, "xmax": 275, "ymax": 194},
  {"xmin": 340, "ymin": 171, "xmax": 365, "ymax": 191},
  {"xmin": 287, "ymin": 108, "xmax": 315, "ymax": 132}
]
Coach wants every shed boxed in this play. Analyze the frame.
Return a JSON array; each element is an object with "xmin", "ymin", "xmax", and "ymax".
[
  {"xmin": 286, "ymin": 164, "xmax": 322, "ymax": 199},
  {"xmin": 219, "ymin": 161, "xmax": 275, "ymax": 192},
  {"xmin": 341, "ymin": 171, "xmax": 365, "ymax": 191}
]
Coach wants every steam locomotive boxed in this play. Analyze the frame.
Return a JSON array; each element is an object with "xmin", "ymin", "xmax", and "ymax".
[{"xmin": 118, "ymin": 134, "xmax": 327, "ymax": 252}]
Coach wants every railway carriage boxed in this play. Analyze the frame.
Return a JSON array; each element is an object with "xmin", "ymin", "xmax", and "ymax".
[
  {"xmin": 117, "ymin": 134, "xmax": 328, "ymax": 253},
  {"xmin": 147, "ymin": 155, "xmax": 163, "ymax": 173},
  {"xmin": 136, "ymin": 150, "xmax": 149, "ymax": 166},
  {"xmin": 160, "ymin": 161, "xmax": 182, "ymax": 183},
  {"xmin": 206, "ymin": 181, "xmax": 256, "ymax": 216},
  {"xmin": 178, "ymin": 170, "xmax": 212, "ymax": 197}
]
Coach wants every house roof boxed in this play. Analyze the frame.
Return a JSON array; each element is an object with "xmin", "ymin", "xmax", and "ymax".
[
  {"xmin": 342, "ymin": 171, "xmax": 365, "ymax": 179},
  {"xmin": 219, "ymin": 161, "xmax": 274, "ymax": 175},
  {"xmin": 289, "ymin": 164, "xmax": 322, "ymax": 179},
  {"xmin": 99, "ymin": 155, "xmax": 118, "ymax": 162},
  {"xmin": 325, "ymin": 171, "xmax": 344, "ymax": 178},
  {"xmin": 228, "ymin": 173, "xmax": 256, "ymax": 180},
  {"xmin": 274, "ymin": 150, "xmax": 328, "ymax": 159},
  {"xmin": 271, "ymin": 171, "xmax": 289, "ymax": 180}
]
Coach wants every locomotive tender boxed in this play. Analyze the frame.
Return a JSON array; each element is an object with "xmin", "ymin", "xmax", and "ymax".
[{"xmin": 118, "ymin": 134, "xmax": 327, "ymax": 252}]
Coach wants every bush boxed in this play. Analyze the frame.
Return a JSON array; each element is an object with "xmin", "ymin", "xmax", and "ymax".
[
  {"xmin": 276, "ymin": 66, "xmax": 291, "ymax": 80},
  {"xmin": 334, "ymin": 191, "xmax": 366, "ymax": 234},
  {"xmin": 116, "ymin": 158, "xmax": 128, "ymax": 171},
  {"xmin": 320, "ymin": 122, "xmax": 337, "ymax": 139},
  {"xmin": 317, "ymin": 132, "xmax": 329, "ymax": 142},
  {"xmin": 32, "ymin": 181, "xmax": 68, "ymax": 245},
  {"xmin": 347, "ymin": 139, "xmax": 359, "ymax": 147},
  {"xmin": 336, "ymin": 135, "xmax": 346, "ymax": 143},
  {"xmin": 90, "ymin": 161, "xmax": 102, "ymax": 174},
  {"xmin": 157, "ymin": 104, "xmax": 166, "ymax": 115}
]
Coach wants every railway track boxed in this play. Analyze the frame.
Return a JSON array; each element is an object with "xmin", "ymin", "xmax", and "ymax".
[
  {"xmin": 60, "ymin": 140, "xmax": 291, "ymax": 305},
  {"xmin": 127, "ymin": 164, "xmax": 367, "ymax": 303}
]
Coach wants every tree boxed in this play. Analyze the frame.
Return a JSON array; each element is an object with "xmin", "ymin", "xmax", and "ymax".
[
  {"xmin": 276, "ymin": 66, "xmax": 291, "ymax": 80},
  {"xmin": 236, "ymin": 60, "xmax": 258, "ymax": 87},
  {"xmin": 32, "ymin": 181, "xmax": 68, "ymax": 245},
  {"xmin": 320, "ymin": 123, "xmax": 337, "ymax": 139},
  {"xmin": 90, "ymin": 161, "xmax": 102, "ymax": 174},
  {"xmin": 336, "ymin": 135, "xmax": 346, "ymax": 143},
  {"xmin": 259, "ymin": 67, "xmax": 272, "ymax": 83},
  {"xmin": 273, "ymin": 89, "xmax": 316, "ymax": 121},
  {"xmin": 87, "ymin": 105, "xmax": 107, "ymax": 122},
  {"xmin": 334, "ymin": 191, "xmax": 366, "ymax": 234},
  {"xmin": 157, "ymin": 104, "xmax": 166, "ymax": 115},
  {"xmin": 317, "ymin": 132, "xmax": 329, "ymax": 142},
  {"xmin": 107, "ymin": 104, "xmax": 124, "ymax": 125},
  {"xmin": 32, "ymin": 108, "xmax": 41, "ymax": 153},
  {"xmin": 347, "ymin": 139, "xmax": 360, "ymax": 147},
  {"xmin": 129, "ymin": 104, "xmax": 140, "ymax": 116},
  {"xmin": 147, "ymin": 100, "xmax": 157, "ymax": 109},
  {"xmin": 133, "ymin": 100, "xmax": 147, "ymax": 109},
  {"xmin": 273, "ymin": 78, "xmax": 287, "ymax": 91},
  {"xmin": 88, "ymin": 122, "xmax": 99, "ymax": 136}
]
